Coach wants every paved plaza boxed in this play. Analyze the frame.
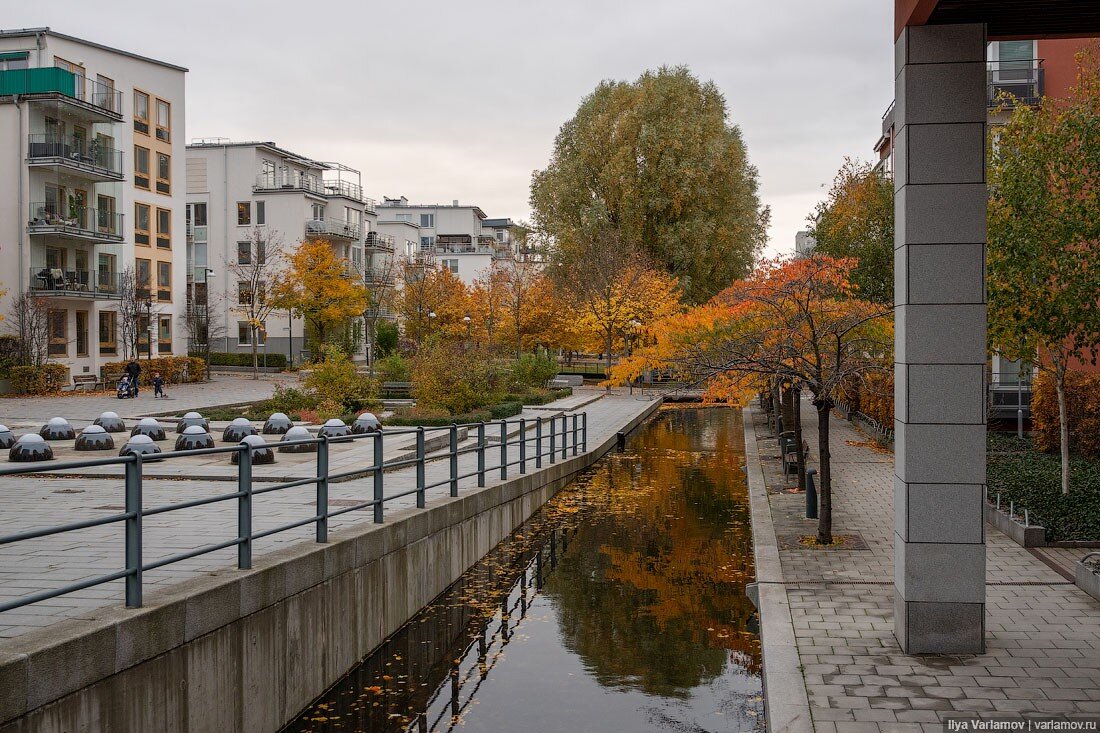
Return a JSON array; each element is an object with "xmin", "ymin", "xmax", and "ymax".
[
  {"xmin": 0, "ymin": 388, "xmax": 657, "ymax": 639},
  {"xmin": 747, "ymin": 404, "xmax": 1100, "ymax": 732}
]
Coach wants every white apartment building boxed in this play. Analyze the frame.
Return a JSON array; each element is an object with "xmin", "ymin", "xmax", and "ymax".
[
  {"xmin": 185, "ymin": 140, "xmax": 395, "ymax": 363},
  {"xmin": 377, "ymin": 197, "xmax": 513, "ymax": 286},
  {"xmin": 0, "ymin": 27, "xmax": 187, "ymax": 377}
]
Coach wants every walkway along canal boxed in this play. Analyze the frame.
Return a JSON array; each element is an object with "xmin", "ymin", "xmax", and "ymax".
[{"xmin": 285, "ymin": 405, "xmax": 762, "ymax": 733}]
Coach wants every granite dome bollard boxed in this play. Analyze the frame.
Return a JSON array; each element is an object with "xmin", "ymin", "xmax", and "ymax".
[
  {"xmin": 93, "ymin": 411, "xmax": 126, "ymax": 433},
  {"xmin": 39, "ymin": 417, "xmax": 75, "ymax": 441},
  {"xmin": 9, "ymin": 434, "xmax": 53, "ymax": 462},
  {"xmin": 131, "ymin": 418, "xmax": 167, "ymax": 441},
  {"xmin": 222, "ymin": 417, "xmax": 258, "ymax": 443},
  {"xmin": 75, "ymin": 425, "xmax": 115, "ymax": 451}
]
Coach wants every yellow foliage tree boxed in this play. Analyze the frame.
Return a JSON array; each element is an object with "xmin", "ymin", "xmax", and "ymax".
[{"xmin": 398, "ymin": 263, "xmax": 471, "ymax": 346}]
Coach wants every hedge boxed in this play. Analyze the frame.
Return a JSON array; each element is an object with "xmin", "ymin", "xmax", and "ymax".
[
  {"xmin": 838, "ymin": 372, "xmax": 893, "ymax": 426},
  {"xmin": 1032, "ymin": 370, "xmax": 1100, "ymax": 457},
  {"xmin": 10, "ymin": 364, "xmax": 69, "ymax": 395},
  {"xmin": 383, "ymin": 401, "xmax": 524, "ymax": 427},
  {"xmin": 193, "ymin": 352, "xmax": 288, "ymax": 369},
  {"xmin": 103, "ymin": 356, "xmax": 206, "ymax": 384}
]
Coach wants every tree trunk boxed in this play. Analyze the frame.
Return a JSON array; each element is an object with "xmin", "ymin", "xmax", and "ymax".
[
  {"xmin": 816, "ymin": 400, "xmax": 833, "ymax": 545},
  {"xmin": 251, "ymin": 328, "xmax": 259, "ymax": 380},
  {"xmin": 793, "ymin": 386, "xmax": 807, "ymax": 490},
  {"xmin": 1056, "ymin": 371, "xmax": 1071, "ymax": 495},
  {"xmin": 605, "ymin": 331, "xmax": 613, "ymax": 391}
]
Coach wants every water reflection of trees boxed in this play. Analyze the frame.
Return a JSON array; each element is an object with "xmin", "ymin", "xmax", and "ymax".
[{"xmin": 543, "ymin": 408, "xmax": 761, "ymax": 698}]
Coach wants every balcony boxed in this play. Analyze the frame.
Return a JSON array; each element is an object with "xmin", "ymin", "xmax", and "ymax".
[
  {"xmin": 323, "ymin": 179, "xmax": 364, "ymax": 202},
  {"xmin": 988, "ymin": 60, "xmax": 1044, "ymax": 108},
  {"xmin": 29, "ymin": 268, "xmax": 123, "ymax": 300},
  {"xmin": 28, "ymin": 202, "xmax": 124, "ymax": 243},
  {"xmin": 362, "ymin": 267, "xmax": 395, "ymax": 286},
  {"xmin": 435, "ymin": 242, "xmax": 494, "ymax": 255},
  {"xmin": 305, "ymin": 217, "xmax": 362, "ymax": 241},
  {"xmin": 0, "ymin": 67, "xmax": 123, "ymax": 120},
  {"xmin": 364, "ymin": 231, "xmax": 395, "ymax": 252},
  {"xmin": 364, "ymin": 306, "xmax": 398, "ymax": 320},
  {"xmin": 26, "ymin": 134, "xmax": 124, "ymax": 181},
  {"xmin": 254, "ymin": 171, "xmax": 326, "ymax": 196}
]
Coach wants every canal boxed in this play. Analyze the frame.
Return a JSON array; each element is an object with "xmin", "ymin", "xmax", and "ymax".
[{"xmin": 284, "ymin": 406, "xmax": 762, "ymax": 732}]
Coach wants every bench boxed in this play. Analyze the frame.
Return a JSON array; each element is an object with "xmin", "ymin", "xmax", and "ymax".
[
  {"xmin": 381, "ymin": 381, "xmax": 412, "ymax": 398},
  {"xmin": 72, "ymin": 374, "xmax": 104, "ymax": 392},
  {"xmin": 550, "ymin": 374, "xmax": 584, "ymax": 387},
  {"xmin": 779, "ymin": 431, "xmax": 809, "ymax": 481}
]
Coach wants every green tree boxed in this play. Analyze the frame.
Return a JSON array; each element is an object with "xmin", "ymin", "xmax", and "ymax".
[
  {"xmin": 530, "ymin": 66, "xmax": 768, "ymax": 303},
  {"xmin": 808, "ymin": 159, "xmax": 894, "ymax": 305},
  {"xmin": 988, "ymin": 54, "xmax": 1100, "ymax": 495}
]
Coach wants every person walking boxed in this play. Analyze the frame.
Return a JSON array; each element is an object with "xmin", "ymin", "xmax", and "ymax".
[
  {"xmin": 125, "ymin": 360, "xmax": 141, "ymax": 397},
  {"xmin": 152, "ymin": 372, "xmax": 166, "ymax": 399}
]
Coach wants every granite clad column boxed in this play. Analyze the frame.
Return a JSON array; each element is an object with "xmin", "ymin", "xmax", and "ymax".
[{"xmin": 894, "ymin": 23, "xmax": 987, "ymax": 654}]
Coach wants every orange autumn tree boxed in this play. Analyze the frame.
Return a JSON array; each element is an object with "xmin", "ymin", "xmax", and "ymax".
[
  {"xmin": 617, "ymin": 255, "xmax": 891, "ymax": 544},
  {"xmin": 398, "ymin": 263, "xmax": 471, "ymax": 346}
]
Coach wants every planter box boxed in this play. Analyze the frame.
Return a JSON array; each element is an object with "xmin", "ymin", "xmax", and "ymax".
[
  {"xmin": 984, "ymin": 501, "xmax": 1046, "ymax": 547},
  {"xmin": 1075, "ymin": 556, "xmax": 1100, "ymax": 603}
]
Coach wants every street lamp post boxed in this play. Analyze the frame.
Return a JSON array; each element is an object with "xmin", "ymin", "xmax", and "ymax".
[
  {"xmin": 200, "ymin": 267, "xmax": 214, "ymax": 382},
  {"xmin": 463, "ymin": 314, "xmax": 472, "ymax": 350},
  {"xmin": 428, "ymin": 310, "xmax": 437, "ymax": 341}
]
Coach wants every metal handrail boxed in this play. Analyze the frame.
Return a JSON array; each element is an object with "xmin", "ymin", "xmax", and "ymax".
[
  {"xmin": 0, "ymin": 412, "xmax": 588, "ymax": 613},
  {"xmin": 28, "ymin": 201, "xmax": 123, "ymax": 238},
  {"xmin": 305, "ymin": 217, "xmax": 362, "ymax": 240},
  {"xmin": 27, "ymin": 134, "xmax": 123, "ymax": 176}
]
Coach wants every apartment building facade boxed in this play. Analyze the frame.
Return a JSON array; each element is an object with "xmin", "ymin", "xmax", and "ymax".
[
  {"xmin": 185, "ymin": 140, "xmax": 395, "ymax": 363},
  {"xmin": 0, "ymin": 27, "xmax": 187, "ymax": 377}
]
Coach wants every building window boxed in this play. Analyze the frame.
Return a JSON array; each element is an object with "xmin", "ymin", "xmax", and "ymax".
[
  {"xmin": 48, "ymin": 310, "xmax": 67, "ymax": 356},
  {"xmin": 311, "ymin": 202, "xmax": 325, "ymax": 220},
  {"xmin": 419, "ymin": 213, "xmax": 434, "ymax": 228},
  {"xmin": 441, "ymin": 259, "xmax": 459, "ymax": 274},
  {"xmin": 157, "ymin": 261, "xmax": 171, "ymax": 301},
  {"xmin": 495, "ymin": 230, "xmax": 505, "ymax": 242},
  {"xmin": 237, "ymin": 202, "xmax": 251, "ymax": 226},
  {"xmin": 97, "ymin": 194, "xmax": 117, "ymax": 235},
  {"xmin": 237, "ymin": 241, "xmax": 252, "ymax": 265},
  {"xmin": 256, "ymin": 201, "xmax": 265, "ymax": 226},
  {"xmin": 156, "ymin": 153, "xmax": 170, "ymax": 194},
  {"xmin": 136, "ymin": 258, "xmax": 151, "ymax": 292},
  {"xmin": 420, "ymin": 236, "xmax": 435, "ymax": 250},
  {"xmin": 76, "ymin": 311, "xmax": 89, "ymax": 357},
  {"xmin": 158, "ymin": 316, "xmax": 172, "ymax": 353},
  {"xmin": 155, "ymin": 99, "xmax": 171, "ymax": 141},
  {"xmin": 0, "ymin": 52, "xmax": 28, "ymax": 71},
  {"xmin": 238, "ymin": 321, "xmax": 265, "ymax": 346},
  {"xmin": 238, "ymin": 282, "xmax": 253, "ymax": 305},
  {"xmin": 134, "ymin": 146, "xmax": 150, "ymax": 189},
  {"xmin": 133, "ymin": 90, "xmax": 150, "ymax": 134},
  {"xmin": 98, "ymin": 311, "xmax": 117, "ymax": 355},
  {"xmin": 135, "ymin": 203, "xmax": 151, "ymax": 245},
  {"xmin": 156, "ymin": 208, "xmax": 171, "ymax": 249}
]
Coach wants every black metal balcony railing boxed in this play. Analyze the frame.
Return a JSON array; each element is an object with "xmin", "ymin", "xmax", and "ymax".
[
  {"xmin": 29, "ymin": 268, "xmax": 123, "ymax": 299},
  {"xmin": 988, "ymin": 60, "xmax": 1045, "ymax": 107},
  {"xmin": 27, "ymin": 134, "xmax": 123, "ymax": 177},
  {"xmin": 0, "ymin": 67, "xmax": 123, "ymax": 117},
  {"xmin": 28, "ymin": 202, "xmax": 124, "ymax": 240},
  {"xmin": 362, "ymin": 268, "xmax": 395, "ymax": 286},
  {"xmin": 305, "ymin": 218, "xmax": 362, "ymax": 240},
  {"xmin": 365, "ymin": 231, "xmax": 396, "ymax": 251}
]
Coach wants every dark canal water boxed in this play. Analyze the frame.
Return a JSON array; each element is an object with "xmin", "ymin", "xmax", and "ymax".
[{"xmin": 284, "ymin": 406, "xmax": 762, "ymax": 733}]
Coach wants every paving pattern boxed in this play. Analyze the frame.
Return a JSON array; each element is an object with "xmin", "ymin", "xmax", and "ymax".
[
  {"xmin": 749, "ymin": 404, "xmax": 1100, "ymax": 731},
  {"xmin": 0, "ymin": 388, "xmax": 658, "ymax": 638}
]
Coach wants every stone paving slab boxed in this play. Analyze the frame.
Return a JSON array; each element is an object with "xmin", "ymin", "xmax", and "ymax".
[
  {"xmin": 746, "ymin": 402, "xmax": 1100, "ymax": 732},
  {"xmin": 0, "ymin": 389, "xmax": 655, "ymax": 639}
]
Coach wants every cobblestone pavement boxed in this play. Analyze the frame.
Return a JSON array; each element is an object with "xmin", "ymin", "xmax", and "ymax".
[
  {"xmin": 0, "ymin": 389, "xmax": 658, "ymax": 638},
  {"xmin": 749, "ymin": 403, "xmax": 1100, "ymax": 731},
  {"xmin": 0, "ymin": 373, "xmax": 294, "ymax": 423}
]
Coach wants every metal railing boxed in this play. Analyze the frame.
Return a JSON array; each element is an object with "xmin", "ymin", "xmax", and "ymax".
[
  {"xmin": 254, "ymin": 171, "xmax": 326, "ymax": 195},
  {"xmin": 364, "ymin": 231, "xmax": 395, "ymax": 251},
  {"xmin": 29, "ymin": 268, "xmax": 123, "ymax": 298},
  {"xmin": 28, "ymin": 202, "xmax": 123, "ymax": 240},
  {"xmin": 0, "ymin": 67, "xmax": 123, "ymax": 116},
  {"xmin": 0, "ymin": 413, "xmax": 588, "ymax": 613},
  {"xmin": 988, "ymin": 60, "xmax": 1044, "ymax": 107},
  {"xmin": 305, "ymin": 217, "xmax": 362, "ymax": 240},
  {"xmin": 27, "ymin": 134, "xmax": 123, "ymax": 177},
  {"xmin": 323, "ymin": 179, "xmax": 364, "ymax": 202},
  {"xmin": 434, "ymin": 243, "xmax": 494, "ymax": 255},
  {"xmin": 362, "ymin": 267, "xmax": 394, "ymax": 286}
]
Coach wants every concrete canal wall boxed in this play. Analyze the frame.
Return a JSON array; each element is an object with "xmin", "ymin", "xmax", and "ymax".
[{"xmin": 0, "ymin": 400, "xmax": 661, "ymax": 733}]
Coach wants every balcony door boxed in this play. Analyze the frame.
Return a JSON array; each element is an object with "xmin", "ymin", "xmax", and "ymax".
[{"xmin": 990, "ymin": 40, "xmax": 1036, "ymax": 83}]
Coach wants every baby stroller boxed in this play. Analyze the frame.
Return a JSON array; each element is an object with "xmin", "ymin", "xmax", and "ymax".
[{"xmin": 117, "ymin": 374, "xmax": 137, "ymax": 399}]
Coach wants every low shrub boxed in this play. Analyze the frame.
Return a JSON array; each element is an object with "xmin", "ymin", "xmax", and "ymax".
[
  {"xmin": 488, "ymin": 401, "xmax": 523, "ymax": 420},
  {"xmin": 193, "ymin": 351, "xmax": 288, "ymax": 369},
  {"xmin": 987, "ymin": 434, "xmax": 1100, "ymax": 541},
  {"xmin": 1032, "ymin": 370, "xmax": 1100, "ymax": 457},
  {"xmin": 104, "ymin": 356, "xmax": 206, "ymax": 384},
  {"xmin": 383, "ymin": 406, "xmax": 493, "ymax": 427},
  {"xmin": 10, "ymin": 364, "xmax": 69, "ymax": 394},
  {"xmin": 509, "ymin": 353, "xmax": 558, "ymax": 390},
  {"xmin": 374, "ymin": 354, "xmax": 411, "ymax": 383},
  {"xmin": 411, "ymin": 343, "xmax": 505, "ymax": 415}
]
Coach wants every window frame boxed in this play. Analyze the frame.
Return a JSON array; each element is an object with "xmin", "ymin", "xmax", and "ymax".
[
  {"xmin": 76, "ymin": 310, "xmax": 89, "ymax": 357},
  {"xmin": 134, "ymin": 145, "xmax": 150, "ymax": 189},
  {"xmin": 156, "ymin": 207, "xmax": 171, "ymax": 249},
  {"xmin": 237, "ymin": 202, "xmax": 251, "ymax": 226},
  {"xmin": 256, "ymin": 201, "xmax": 265, "ymax": 226},
  {"xmin": 48, "ymin": 309, "xmax": 68, "ymax": 357},
  {"xmin": 155, "ymin": 98, "xmax": 171, "ymax": 141},
  {"xmin": 420, "ymin": 213, "xmax": 435, "ymax": 228},
  {"xmin": 155, "ymin": 152, "xmax": 170, "ymax": 194},
  {"xmin": 135, "ymin": 202, "xmax": 151, "ymax": 246},
  {"xmin": 98, "ymin": 310, "xmax": 118, "ymax": 355}
]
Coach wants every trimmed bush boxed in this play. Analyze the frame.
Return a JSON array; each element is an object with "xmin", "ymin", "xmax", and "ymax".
[
  {"xmin": 1032, "ymin": 370, "xmax": 1100, "ymax": 457},
  {"xmin": 195, "ymin": 352, "xmax": 288, "ymax": 369},
  {"xmin": 10, "ymin": 364, "xmax": 69, "ymax": 394},
  {"xmin": 510, "ymin": 353, "xmax": 558, "ymax": 390},
  {"xmin": 104, "ymin": 356, "xmax": 206, "ymax": 384},
  {"xmin": 411, "ymin": 343, "xmax": 505, "ymax": 415},
  {"xmin": 374, "ymin": 354, "xmax": 411, "ymax": 383}
]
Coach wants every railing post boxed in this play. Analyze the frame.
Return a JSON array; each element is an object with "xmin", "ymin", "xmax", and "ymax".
[
  {"xmin": 477, "ymin": 422, "xmax": 486, "ymax": 488},
  {"xmin": 237, "ymin": 444, "xmax": 253, "ymax": 570},
  {"xmin": 374, "ymin": 431, "xmax": 385, "ymax": 522},
  {"xmin": 416, "ymin": 427, "xmax": 426, "ymax": 508},
  {"xmin": 519, "ymin": 418, "xmax": 527, "ymax": 474},
  {"xmin": 124, "ymin": 454, "xmax": 143, "ymax": 608},
  {"xmin": 561, "ymin": 415, "xmax": 568, "ymax": 460},
  {"xmin": 449, "ymin": 423, "xmax": 459, "ymax": 497},
  {"xmin": 316, "ymin": 436, "xmax": 329, "ymax": 542},
  {"xmin": 536, "ymin": 417, "xmax": 543, "ymax": 469},
  {"xmin": 499, "ymin": 420, "xmax": 508, "ymax": 479},
  {"xmin": 572, "ymin": 414, "xmax": 579, "ymax": 457},
  {"xmin": 582, "ymin": 412, "xmax": 588, "ymax": 452},
  {"xmin": 550, "ymin": 415, "xmax": 556, "ymax": 464}
]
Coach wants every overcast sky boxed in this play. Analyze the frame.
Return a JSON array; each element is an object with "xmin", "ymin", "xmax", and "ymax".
[{"xmin": 11, "ymin": 1, "xmax": 895, "ymax": 258}]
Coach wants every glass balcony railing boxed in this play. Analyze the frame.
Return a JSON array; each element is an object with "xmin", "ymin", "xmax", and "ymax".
[
  {"xmin": 305, "ymin": 218, "xmax": 362, "ymax": 240},
  {"xmin": 29, "ymin": 268, "xmax": 123, "ymax": 299},
  {"xmin": 324, "ymin": 179, "xmax": 364, "ymax": 202},
  {"xmin": 0, "ymin": 67, "xmax": 122, "ymax": 116},
  {"xmin": 27, "ymin": 134, "xmax": 123, "ymax": 177},
  {"xmin": 28, "ymin": 202, "xmax": 124, "ymax": 241},
  {"xmin": 434, "ymin": 242, "xmax": 494, "ymax": 255},
  {"xmin": 364, "ymin": 231, "xmax": 396, "ymax": 251}
]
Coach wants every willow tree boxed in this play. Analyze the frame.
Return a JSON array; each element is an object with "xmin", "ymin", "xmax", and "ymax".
[
  {"xmin": 808, "ymin": 159, "xmax": 894, "ymax": 305},
  {"xmin": 530, "ymin": 66, "xmax": 768, "ymax": 303},
  {"xmin": 988, "ymin": 53, "xmax": 1100, "ymax": 495}
]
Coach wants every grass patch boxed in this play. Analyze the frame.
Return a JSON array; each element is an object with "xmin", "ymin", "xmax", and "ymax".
[{"xmin": 987, "ymin": 434, "xmax": 1100, "ymax": 542}]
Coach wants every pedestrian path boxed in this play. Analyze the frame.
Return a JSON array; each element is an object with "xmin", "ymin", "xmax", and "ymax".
[
  {"xmin": 0, "ymin": 389, "xmax": 658, "ymax": 638},
  {"xmin": 746, "ymin": 402, "xmax": 1100, "ymax": 732}
]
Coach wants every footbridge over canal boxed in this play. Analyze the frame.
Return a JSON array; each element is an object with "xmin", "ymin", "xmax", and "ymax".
[{"xmin": 0, "ymin": 390, "xmax": 661, "ymax": 732}]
